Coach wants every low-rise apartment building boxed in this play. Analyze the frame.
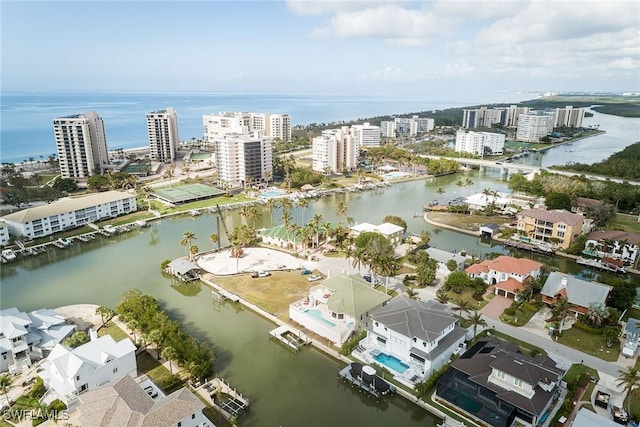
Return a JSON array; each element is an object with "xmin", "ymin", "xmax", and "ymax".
[{"xmin": 516, "ymin": 208, "xmax": 584, "ymax": 249}]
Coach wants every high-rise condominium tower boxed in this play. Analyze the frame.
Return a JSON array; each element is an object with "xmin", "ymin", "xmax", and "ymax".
[{"xmin": 147, "ymin": 108, "xmax": 179, "ymax": 162}]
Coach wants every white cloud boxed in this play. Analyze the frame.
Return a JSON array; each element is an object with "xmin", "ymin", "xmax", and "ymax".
[
  {"xmin": 286, "ymin": 0, "xmax": 398, "ymax": 16},
  {"xmin": 358, "ymin": 66, "xmax": 427, "ymax": 82}
]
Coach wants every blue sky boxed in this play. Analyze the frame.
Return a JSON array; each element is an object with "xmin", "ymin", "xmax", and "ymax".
[{"xmin": 2, "ymin": 1, "xmax": 638, "ymax": 97}]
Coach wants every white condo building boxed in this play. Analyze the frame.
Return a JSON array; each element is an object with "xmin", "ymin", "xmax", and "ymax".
[
  {"xmin": 380, "ymin": 116, "xmax": 434, "ymax": 138},
  {"xmin": 516, "ymin": 112, "xmax": 555, "ymax": 142},
  {"xmin": 350, "ymin": 122, "xmax": 380, "ymax": 148},
  {"xmin": 553, "ymin": 106, "xmax": 585, "ymax": 128},
  {"xmin": 462, "ymin": 106, "xmax": 530, "ymax": 129},
  {"xmin": 147, "ymin": 108, "xmax": 179, "ymax": 163},
  {"xmin": 53, "ymin": 111, "xmax": 109, "ymax": 179},
  {"xmin": 312, "ymin": 127, "xmax": 358, "ymax": 174},
  {"xmin": 455, "ymin": 130, "xmax": 505, "ymax": 156},
  {"xmin": 204, "ymin": 112, "xmax": 291, "ymax": 142},
  {"xmin": 214, "ymin": 133, "xmax": 273, "ymax": 188}
]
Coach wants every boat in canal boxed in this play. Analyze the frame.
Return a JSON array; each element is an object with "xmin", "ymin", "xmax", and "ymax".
[{"xmin": 338, "ymin": 362, "xmax": 396, "ymax": 401}]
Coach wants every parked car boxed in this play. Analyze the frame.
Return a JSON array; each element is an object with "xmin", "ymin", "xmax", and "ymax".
[
  {"xmin": 301, "ymin": 269, "xmax": 312, "ymax": 275},
  {"xmin": 307, "ymin": 274, "xmax": 322, "ymax": 282},
  {"xmin": 252, "ymin": 271, "xmax": 271, "ymax": 278},
  {"xmin": 362, "ymin": 274, "xmax": 380, "ymax": 285}
]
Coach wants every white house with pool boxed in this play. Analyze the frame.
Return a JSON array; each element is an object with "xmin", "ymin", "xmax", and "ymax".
[
  {"xmin": 289, "ymin": 274, "xmax": 391, "ymax": 345},
  {"xmin": 354, "ymin": 297, "xmax": 467, "ymax": 387}
]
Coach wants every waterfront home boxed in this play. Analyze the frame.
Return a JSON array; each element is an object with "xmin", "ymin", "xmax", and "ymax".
[
  {"xmin": 0, "ymin": 191, "xmax": 137, "ymax": 240},
  {"xmin": 516, "ymin": 208, "xmax": 585, "ymax": 250},
  {"xmin": 41, "ymin": 333, "xmax": 137, "ymax": 408},
  {"xmin": 356, "ymin": 297, "xmax": 466, "ymax": 387},
  {"xmin": 436, "ymin": 337, "xmax": 563, "ymax": 427},
  {"xmin": 78, "ymin": 374, "xmax": 206, "ymax": 427},
  {"xmin": 585, "ymin": 230, "xmax": 640, "ymax": 266},
  {"xmin": 465, "ymin": 256, "xmax": 543, "ymax": 299},
  {"xmin": 623, "ymin": 318, "xmax": 640, "ymax": 358},
  {"xmin": 0, "ymin": 307, "xmax": 75, "ymax": 374},
  {"xmin": 0, "ymin": 221, "xmax": 9, "ymax": 246},
  {"xmin": 425, "ymin": 247, "xmax": 467, "ymax": 273},
  {"xmin": 289, "ymin": 274, "xmax": 391, "ymax": 345},
  {"xmin": 349, "ymin": 222, "xmax": 404, "ymax": 248},
  {"xmin": 540, "ymin": 272, "xmax": 613, "ymax": 316},
  {"xmin": 259, "ymin": 224, "xmax": 302, "ymax": 250},
  {"xmin": 571, "ymin": 197, "xmax": 607, "ymax": 216},
  {"xmin": 464, "ymin": 192, "xmax": 543, "ymax": 214}
]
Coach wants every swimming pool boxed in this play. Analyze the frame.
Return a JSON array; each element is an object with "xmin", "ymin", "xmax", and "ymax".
[
  {"xmin": 260, "ymin": 190, "xmax": 285, "ymax": 198},
  {"xmin": 304, "ymin": 309, "xmax": 336, "ymax": 328},
  {"xmin": 382, "ymin": 171, "xmax": 411, "ymax": 180},
  {"xmin": 372, "ymin": 351, "xmax": 409, "ymax": 374}
]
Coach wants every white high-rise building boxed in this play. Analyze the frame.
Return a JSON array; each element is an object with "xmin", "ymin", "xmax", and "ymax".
[
  {"xmin": 413, "ymin": 116, "xmax": 435, "ymax": 133},
  {"xmin": 312, "ymin": 127, "xmax": 357, "ymax": 174},
  {"xmin": 350, "ymin": 123, "xmax": 380, "ymax": 149},
  {"xmin": 147, "ymin": 108, "xmax": 179, "ymax": 163},
  {"xmin": 380, "ymin": 121, "xmax": 395, "ymax": 138},
  {"xmin": 214, "ymin": 133, "xmax": 273, "ymax": 188},
  {"xmin": 553, "ymin": 106, "xmax": 585, "ymax": 128},
  {"xmin": 463, "ymin": 106, "xmax": 529, "ymax": 129},
  {"xmin": 204, "ymin": 112, "xmax": 291, "ymax": 142},
  {"xmin": 455, "ymin": 130, "xmax": 505, "ymax": 156},
  {"xmin": 53, "ymin": 111, "xmax": 109, "ymax": 179},
  {"xmin": 516, "ymin": 112, "xmax": 555, "ymax": 142}
]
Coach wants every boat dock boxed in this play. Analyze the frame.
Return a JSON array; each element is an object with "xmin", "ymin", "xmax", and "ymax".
[
  {"xmin": 503, "ymin": 239, "xmax": 555, "ymax": 255},
  {"xmin": 195, "ymin": 377, "xmax": 249, "ymax": 421},
  {"xmin": 577, "ymin": 256, "xmax": 626, "ymax": 273},
  {"xmin": 269, "ymin": 325, "xmax": 310, "ymax": 351},
  {"xmin": 212, "ymin": 289, "xmax": 239, "ymax": 302},
  {"xmin": 338, "ymin": 362, "xmax": 396, "ymax": 402}
]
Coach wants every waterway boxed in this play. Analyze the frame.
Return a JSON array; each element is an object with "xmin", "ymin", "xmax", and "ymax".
[{"xmin": 1, "ymin": 109, "xmax": 639, "ymax": 425}]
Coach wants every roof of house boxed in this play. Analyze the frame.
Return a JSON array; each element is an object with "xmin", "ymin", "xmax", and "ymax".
[
  {"xmin": 452, "ymin": 337, "xmax": 562, "ymax": 416},
  {"xmin": 465, "ymin": 193, "xmax": 509, "ymax": 208},
  {"xmin": 518, "ymin": 208, "xmax": 584, "ymax": 226},
  {"xmin": 465, "ymin": 256, "xmax": 543, "ymax": 277},
  {"xmin": 0, "ymin": 307, "xmax": 75, "ymax": 353},
  {"xmin": 1, "ymin": 191, "xmax": 134, "ymax": 224},
  {"xmin": 260, "ymin": 224, "xmax": 302, "ymax": 242},
  {"xmin": 425, "ymin": 247, "xmax": 466, "ymax": 264},
  {"xmin": 167, "ymin": 259, "xmax": 199, "ymax": 275},
  {"xmin": 494, "ymin": 278, "xmax": 526, "ymax": 294},
  {"xmin": 78, "ymin": 374, "xmax": 205, "ymax": 427},
  {"xmin": 540, "ymin": 272, "xmax": 612, "ymax": 309},
  {"xmin": 350, "ymin": 222, "xmax": 403, "ymax": 236},
  {"xmin": 370, "ymin": 297, "xmax": 457, "ymax": 343},
  {"xmin": 573, "ymin": 197, "xmax": 606, "ymax": 209},
  {"xmin": 587, "ymin": 230, "xmax": 640, "ymax": 246},
  {"xmin": 573, "ymin": 408, "xmax": 620, "ymax": 427},
  {"xmin": 625, "ymin": 318, "xmax": 640, "ymax": 337},
  {"xmin": 321, "ymin": 274, "xmax": 391, "ymax": 319}
]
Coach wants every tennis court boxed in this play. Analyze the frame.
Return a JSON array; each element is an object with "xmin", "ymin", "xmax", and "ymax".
[{"xmin": 152, "ymin": 183, "xmax": 225, "ymax": 204}]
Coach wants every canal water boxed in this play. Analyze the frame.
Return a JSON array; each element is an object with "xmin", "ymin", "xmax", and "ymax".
[{"xmin": 1, "ymin": 109, "xmax": 639, "ymax": 426}]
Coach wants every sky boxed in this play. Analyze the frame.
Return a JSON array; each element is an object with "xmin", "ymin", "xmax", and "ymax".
[{"xmin": 1, "ymin": 0, "xmax": 639, "ymax": 98}]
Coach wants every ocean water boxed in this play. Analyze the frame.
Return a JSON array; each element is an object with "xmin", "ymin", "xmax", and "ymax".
[{"xmin": 0, "ymin": 91, "xmax": 529, "ymax": 164}]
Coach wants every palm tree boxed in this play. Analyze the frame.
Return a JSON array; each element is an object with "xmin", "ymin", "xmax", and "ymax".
[
  {"xmin": 180, "ymin": 231, "xmax": 196, "ymax": 257},
  {"xmin": 246, "ymin": 205, "xmax": 261, "ymax": 229},
  {"xmin": 162, "ymin": 346, "xmax": 179, "ymax": 375},
  {"xmin": 453, "ymin": 298, "xmax": 471, "ymax": 317},
  {"xmin": 335, "ymin": 200, "xmax": 349, "ymax": 222},
  {"xmin": 95, "ymin": 305, "xmax": 115, "ymax": 325},
  {"xmin": 464, "ymin": 177, "xmax": 473, "ymax": 195},
  {"xmin": 210, "ymin": 233, "xmax": 219, "ymax": 250},
  {"xmin": 406, "ymin": 287, "xmax": 418, "ymax": 299},
  {"xmin": 468, "ymin": 311, "xmax": 487, "ymax": 338},
  {"xmin": 436, "ymin": 288, "xmax": 450, "ymax": 304},
  {"xmin": 455, "ymin": 178, "xmax": 464, "ymax": 195},
  {"xmin": 436, "ymin": 187, "xmax": 446, "ymax": 199},
  {"xmin": 297, "ymin": 198, "xmax": 310, "ymax": 224},
  {"xmin": 239, "ymin": 205, "xmax": 251, "ymax": 225},
  {"xmin": 0, "ymin": 374, "xmax": 13, "ymax": 406},
  {"xmin": 552, "ymin": 296, "xmax": 571, "ymax": 333},
  {"xmin": 309, "ymin": 213, "xmax": 323, "ymax": 248},
  {"xmin": 280, "ymin": 210, "xmax": 293, "ymax": 248},
  {"xmin": 616, "ymin": 367, "xmax": 640, "ymax": 419},
  {"xmin": 265, "ymin": 198, "xmax": 278, "ymax": 227},
  {"xmin": 147, "ymin": 329, "xmax": 164, "ymax": 359}
]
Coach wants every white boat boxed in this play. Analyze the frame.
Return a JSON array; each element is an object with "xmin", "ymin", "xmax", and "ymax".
[
  {"xmin": 103, "ymin": 225, "xmax": 118, "ymax": 235},
  {"xmin": 189, "ymin": 209, "xmax": 201, "ymax": 216},
  {"xmin": 135, "ymin": 219, "xmax": 149, "ymax": 228},
  {"xmin": 1, "ymin": 249, "xmax": 17, "ymax": 261},
  {"xmin": 57, "ymin": 238, "xmax": 72, "ymax": 247}
]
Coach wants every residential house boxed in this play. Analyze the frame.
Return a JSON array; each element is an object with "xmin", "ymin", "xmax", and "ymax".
[
  {"xmin": 571, "ymin": 197, "xmax": 607, "ymax": 216},
  {"xmin": 78, "ymin": 374, "xmax": 206, "ymax": 427},
  {"xmin": 289, "ymin": 274, "xmax": 391, "ymax": 345},
  {"xmin": 622, "ymin": 318, "xmax": 640, "ymax": 358},
  {"xmin": 41, "ymin": 334, "xmax": 137, "ymax": 407},
  {"xmin": 437, "ymin": 337, "xmax": 563, "ymax": 427},
  {"xmin": 357, "ymin": 298, "xmax": 466, "ymax": 387},
  {"xmin": 166, "ymin": 259, "xmax": 200, "ymax": 282},
  {"xmin": 465, "ymin": 256, "xmax": 543, "ymax": 299},
  {"xmin": 260, "ymin": 224, "xmax": 302, "ymax": 251},
  {"xmin": 350, "ymin": 222, "xmax": 404, "ymax": 248},
  {"xmin": 572, "ymin": 408, "xmax": 619, "ymax": 427},
  {"xmin": 0, "ymin": 307, "xmax": 75, "ymax": 374},
  {"xmin": 540, "ymin": 272, "xmax": 613, "ymax": 315},
  {"xmin": 585, "ymin": 230, "xmax": 640, "ymax": 266},
  {"xmin": 516, "ymin": 208, "xmax": 585, "ymax": 249},
  {"xmin": 425, "ymin": 247, "xmax": 467, "ymax": 273},
  {"xmin": 0, "ymin": 191, "xmax": 137, "ymax": 240},
  {"xmin": 0, "ymin": 221, "xmax": 9, "ymax": 246}
]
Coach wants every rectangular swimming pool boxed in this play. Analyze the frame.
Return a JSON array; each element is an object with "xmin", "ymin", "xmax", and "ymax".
[
  {"xmin": 260, "ymin": 190, "xmax": 285, "ymax": 198},
  {"xmin": 373, "ymin": 351, "xmax": 409, "ymax": 374},
  {"xmin": 304, "ymin": 309, "xmax": 336, "ymax": 328}
]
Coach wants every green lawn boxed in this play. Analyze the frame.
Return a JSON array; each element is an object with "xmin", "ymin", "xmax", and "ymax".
[
  {"xmin": 97, "ymin": 321, "xmax": 130, "ymax": 341},
  {"xmin": 623, "ymin": 307, "xmax": 640, "ymax": 322},
  {"xmin": 136, "ymin": 351, "xmax": 184, "ymax": 393},
  {"xmin": 558, "ymin": 327, "xmax": 620, "ymax": 362},
  {"xmin": 446, "ymin": 288, "xmax": 489, "ymax": 311},
  {"xmin": 610, "ymin": 214, "xmax": 640, "ymax": 234},
  {"xmin": 500, "ymin": 306, "xmax": 538, "ymax": 327},
  {"xmin": 563, "ymin": 364, "xmax": 599, "ymax": 386}
]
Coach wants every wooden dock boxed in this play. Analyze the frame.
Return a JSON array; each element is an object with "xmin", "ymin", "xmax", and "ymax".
[
  {"xmin": 269, "ymin": 325, "xmax": 310, "ymax": 351},
  {"xmin": 503, "ymin": 239, "xmax": 555, "ymax": 255},
  {"xmin": 212, "ymin": 289, "xmax": 239, "ymax": 302}
]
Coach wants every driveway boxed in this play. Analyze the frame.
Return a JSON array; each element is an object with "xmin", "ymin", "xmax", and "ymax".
[{"xmin": 481, "ymin": 294, "xmax": 512, "ymax": 319}]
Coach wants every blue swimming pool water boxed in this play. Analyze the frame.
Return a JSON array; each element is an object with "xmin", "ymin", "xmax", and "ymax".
[
  {"xmin": 260, "ymin": 190, "xmax": 285, "ymax": 198},
  {"xmin": 305, "ymin": 309, "xmax": 336, "ymax": 328},
  {"xmin": 373, "ymin": 352, "xmax": 409, "ymax": 374}
]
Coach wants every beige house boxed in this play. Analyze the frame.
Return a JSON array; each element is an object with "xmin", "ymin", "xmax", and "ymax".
[{"xmin": 516, "ymin": 208, "xmax": 584, "ymax": 249}]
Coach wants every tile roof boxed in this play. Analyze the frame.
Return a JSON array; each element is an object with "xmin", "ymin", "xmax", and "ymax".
[
  {"xmin": 494, "ymin": 278, "xmax": 525, "ymax": 293},
  {"xmin": 465, "ymin": 256, "xmax": 542, "ymax": 276},
  {"xmin": 587, "ymin": 230, "xmax": 640, "ymax": 246},
  {"xmin": 518, "ymin": 208, "xmax": 584, "ymax": 226}
]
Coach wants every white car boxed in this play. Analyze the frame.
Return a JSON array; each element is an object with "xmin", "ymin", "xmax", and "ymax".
[
  {"xmin": 252, "ymin": 271, "xmax": 271, "ymax": 278},
  {"xmin": 307, "ymin": 274, "xmax": 322, "ymax": 282}
]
